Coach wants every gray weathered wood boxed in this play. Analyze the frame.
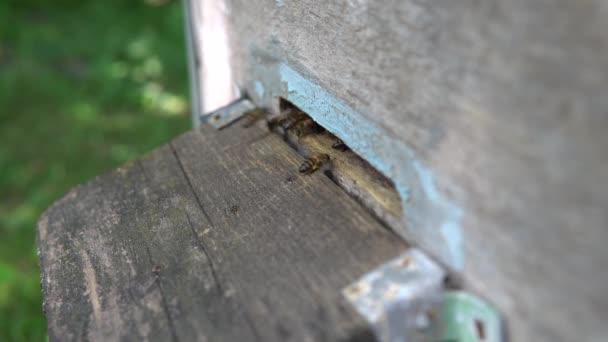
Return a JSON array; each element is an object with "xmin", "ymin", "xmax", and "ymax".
[
  {"xmin": 37, "ymin": 122, "xmax": 406, "ymax": 341},
  {"xmin": 185, "ymin": 0, "xmax": 608, "ymax": 340}
]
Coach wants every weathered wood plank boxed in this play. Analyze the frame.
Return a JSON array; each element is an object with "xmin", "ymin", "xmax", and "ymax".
[{"xmin": 37, "ymin": 123, "xmax": 406, "ymax": 341}]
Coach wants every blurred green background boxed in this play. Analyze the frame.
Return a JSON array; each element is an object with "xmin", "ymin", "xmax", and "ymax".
[{"xmin": 0, "ymin": 0, "xmax": 190, "ymax": 340}]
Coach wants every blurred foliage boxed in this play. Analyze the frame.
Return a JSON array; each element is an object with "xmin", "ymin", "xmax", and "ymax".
[{"xmin": 0, "ymin": 0, "xmax": 190, "ymax": 340}]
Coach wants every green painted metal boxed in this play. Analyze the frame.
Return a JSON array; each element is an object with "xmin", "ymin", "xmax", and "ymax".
[{"xmin": 440, "ymin": 291, "xmax": 502, "ymax": 342}]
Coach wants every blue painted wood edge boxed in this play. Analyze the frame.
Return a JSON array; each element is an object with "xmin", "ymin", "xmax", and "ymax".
[{"xmin": 249, "ymin": 60, "xmax": 465, "ymax": 270}]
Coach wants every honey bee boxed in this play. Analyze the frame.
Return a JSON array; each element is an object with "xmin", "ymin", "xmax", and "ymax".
[
  {"xmin": 283, "ymin": 110, "xmax": 308, "ymax": 129},
  {"xmin": 298, "ymin": 153, "xmax": 330, "ymax": 174},
  {"xmin": 331, "ymin": 138, "xmax": 349, "ymax": 151},
  {"xmin": 290, "ymin": 118, "xmax": 323, "ymax": 137},
  {"xmin": 266, "ymin": 115, "xmax": 287, "ymax": 130},
  {"xmin": 241, "ymin": 108, "xmax": 267, "ymax": 128},
  {"xmin": 267, "ymin": 108, "xmax": 307, "ymax": 130}
]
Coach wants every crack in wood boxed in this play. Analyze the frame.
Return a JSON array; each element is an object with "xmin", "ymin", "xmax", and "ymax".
[
  {"xmin": 184, "ymin": 211, "xmax": 223, "ymax": 294},
  {"xmin": 170, "ymin": 142, "xmax": 217, "ymax": 229},
  {"xmin": 135, "ymin": 159, "xmax": 181, "ymax": 342},
  {"xmin": 142, "ymin": 242, "xmax": 180, "ymax": 342}
]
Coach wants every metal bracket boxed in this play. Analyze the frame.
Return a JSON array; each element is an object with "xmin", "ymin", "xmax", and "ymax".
[
  {"xmin": 343, "ymin": 249, "xmax": 503, "ymax": 342},
  {"xmin": 343, "ymin": 248, "xmax": 446, "ymax": 342},
  {"xmin": 200, "ymin": 98, "xmax": 255, "ymax": 129}
]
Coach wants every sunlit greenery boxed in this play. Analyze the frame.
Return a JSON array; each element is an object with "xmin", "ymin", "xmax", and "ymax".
[{"xmin": 0, "ymin": 0, "xmax": 190, "ymax": 340}]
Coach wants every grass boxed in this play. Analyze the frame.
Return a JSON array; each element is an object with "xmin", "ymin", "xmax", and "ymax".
[{"xmin": 0, "ymin": 0, "xmax": 191, "ymax": 340}]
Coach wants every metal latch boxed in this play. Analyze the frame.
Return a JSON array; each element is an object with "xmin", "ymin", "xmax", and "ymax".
[
  {"xmin": 343, "ymin": 249, "xmax": 502, "ymax": 342},
  {"xmin": 343, "ymin": 249, "xmax": 445, "ymax": 342}
]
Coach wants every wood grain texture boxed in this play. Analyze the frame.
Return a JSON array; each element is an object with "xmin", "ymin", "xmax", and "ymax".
[
  {"xmin": 192, "ymin": 0, "xmax": 608, "ymax": 340},
  {"xmin": 37, "ymin": 123, "xmax": 407, "ymax": 341}
]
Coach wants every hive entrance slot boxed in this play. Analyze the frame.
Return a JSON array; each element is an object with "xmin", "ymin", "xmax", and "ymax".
[{"xmin": 267, "ymin": 98, "xmax": 403, "ymax": 230}]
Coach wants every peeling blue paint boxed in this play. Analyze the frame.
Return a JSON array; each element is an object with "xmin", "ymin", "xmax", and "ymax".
[
  {"xmin": 413, "ymin": 160, "xmax": 465, "ymax": 268},
  {"xmin": 440, "ymin": 221, "xmax": 464, "ymax": 269},
  {"xmin": 254, "ymin": 80, "xmax": 265, "ymax": 98},
  {"xmin": 252, "ymin": 61, "xmax": 465, "ymax": 269}
]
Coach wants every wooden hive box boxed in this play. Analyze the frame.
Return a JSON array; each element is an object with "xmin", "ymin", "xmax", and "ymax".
[{"xmin": 38, "ymin": 1, "xmax": 608, "ymax": 341}]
